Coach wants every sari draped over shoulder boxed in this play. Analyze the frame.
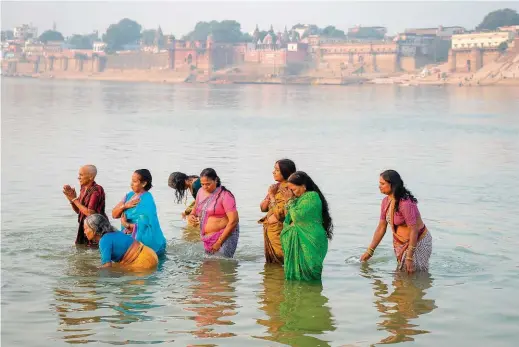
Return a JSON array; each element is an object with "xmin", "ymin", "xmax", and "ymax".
[
  {"xmin": 76, "ymin": 182, "xmax": 106, "ymax": 246},
  {"xmin": 281, "ymin": 191, "xmax": 328, "ymax": 281},
  {"xmin": 258, "ymin": 182, "xmax": 290, "ymax": 264},
  {"xmin": 121, "ymin": 191, "xmax": 167, "ymax": 256},
  {"xmin": 196, "ymin": 187, "xmax": 239, "ymax": 258},
  {"xmin": 383, "ymin": 197, "xmax": 432, "ymax": 272}
]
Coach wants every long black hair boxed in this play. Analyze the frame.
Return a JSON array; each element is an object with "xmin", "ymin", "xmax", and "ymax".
[
  {"xmin": 200, "ymin": 168, "xmax": 235, "ymax": 214},
  {"xmin": 276, "ymin": 159, "xmax": 296, "ymax": 180},
  {"xmin": 380, "ymin": 170, "xmax": 417, "ymax": 212},
  {"xmin": 135, "ymin": 169, "xmax": 153, "ymax": 191},
  {"xmin": 288, "ymin": 171, "xmax": 333, "ymax": 240},
  {"xmin": 168, "ymin": 171, "xmax": 199, "ymax": 203}
]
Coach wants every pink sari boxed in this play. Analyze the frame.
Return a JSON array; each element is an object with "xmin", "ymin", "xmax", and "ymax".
[{"xmin": 196, "ymin": 187, "xmax": 239, "ymax": 258}]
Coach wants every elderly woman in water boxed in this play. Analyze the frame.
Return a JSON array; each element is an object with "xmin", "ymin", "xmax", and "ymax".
[
  {"xmin": 360, "ymin": 170, "xmax": 432, "ymax": 273},
  {"xmin": 84, "ymin": 214, "xmax": 158, "ymax": 270},
  {"xmin": 281, "ymin": 171, "xmax": 333, "ymax": 281},
  {"xmin": 188, "ymin": 168, "xmax": 239, "ymax": 257},
  {"xmin": 258, "ymin": 159, "xmax": 297, "ymax": 264},
  {"xmin": 168, "ymin": 171, "xmax": 202, "ymax": 225},
  {"xmin": 112, "ymin": 169, "xmax": 167, "ymax": 256}
]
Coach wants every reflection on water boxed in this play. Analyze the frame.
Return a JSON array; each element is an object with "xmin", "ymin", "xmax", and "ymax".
[
  {"xmin": 52, "ymin": 250, "xmax": 164, "ymax": 344},
  {"xmin": 181, "ymin": 225, "xmax": 201, "ymax": 243},
  {"xmin": 256, "ymin": 264, "xmax": 335, "ymax": 347},
  {"xmin": 184, "ymin": 259, "xmax": 239, "ymax": 339},
  {"xmin": 3, "ymin": 79, "xmax": 518, "ymax": 346},
  {"xmin": 361, "ymin": 264, "xmax": 437, "ymax": 345}
]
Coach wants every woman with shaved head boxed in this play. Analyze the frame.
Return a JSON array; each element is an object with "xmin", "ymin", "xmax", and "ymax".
[{"xmin": 63, "ymin": 164, "xmax": 107, "ymax": 246}]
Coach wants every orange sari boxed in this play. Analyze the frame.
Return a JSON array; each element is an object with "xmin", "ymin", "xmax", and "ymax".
[{"xmin": 258, "ymin": 182, "xmax": 291, "ymax": 264}]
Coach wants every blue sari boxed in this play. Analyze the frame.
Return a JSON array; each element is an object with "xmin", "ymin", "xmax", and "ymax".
[{"xmin": 121, "ymin": 191, "xmax": 167, "ymax": 256}]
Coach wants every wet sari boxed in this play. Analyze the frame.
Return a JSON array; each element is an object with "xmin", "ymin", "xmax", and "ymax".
[
  {"xmin": 75, "ymin": 182, "xmax": 106, "ymax": 246},
  {"xmin": 281, "ymin": 191, "xmax": 328, "ymax": 281},
  {"xmin": 258, "ymin": 182, "xmax": 291, "ymax": 264},
  {"xmin": 121, "ymin": 191, "xmax": 167, "ymax": 256},
  {"xmin": 119, "ymin": 241, "xmax": 159, "ymax": 271},
  {"xmin": 382, "ymin": 197, "xmax": 432, "ymax": 271},
  {"xmin": 196, "ymin": 187, "xmax": 239, "ymax": 258}
]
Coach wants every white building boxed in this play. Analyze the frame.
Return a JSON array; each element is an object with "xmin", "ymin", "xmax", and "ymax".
[
  {"xmin": 14, "ymin": 24, "xmax": 38, "ymax": 40},
  {"xmin": 452, "ymin": 31, "xmax": 513, "ymax": 50},
  {"xmin": 92, "ymin": 41, "xmax": 107, "ymax": 53}
]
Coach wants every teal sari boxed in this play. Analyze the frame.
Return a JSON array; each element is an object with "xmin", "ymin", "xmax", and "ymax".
[
  {"xmin": 121, "ymin": 191, "xmax": 167, "ymax": 256},
  {"xmin": 281, "ymin": 191, "xmax": 328, "ymax": 281}
]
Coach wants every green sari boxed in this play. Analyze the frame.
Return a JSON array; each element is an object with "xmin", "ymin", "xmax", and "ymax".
[{"xmin": 281, "ymin": 191, "xmax": 328, "ymax": 281}]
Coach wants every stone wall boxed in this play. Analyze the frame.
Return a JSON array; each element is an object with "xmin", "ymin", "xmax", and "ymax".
[
  {"xmin": 106, "ymin": 52, "xmax": 169, "ymax": 70},
  {"xmin": 449, "ymin": 49, "xmax": 502, "ymax": 73}
]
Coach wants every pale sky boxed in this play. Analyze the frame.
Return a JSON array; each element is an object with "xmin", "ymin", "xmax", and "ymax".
[{"xmin": 1, "ymin": 1, "xmax": 518, "ymax": 37}]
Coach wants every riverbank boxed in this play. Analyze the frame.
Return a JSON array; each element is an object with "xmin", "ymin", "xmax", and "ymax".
[{"xmin": 3, "ymin": 66, "xmax": 519, "ymax": 87}]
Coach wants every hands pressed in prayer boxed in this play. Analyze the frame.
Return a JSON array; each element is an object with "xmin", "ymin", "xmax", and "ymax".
[{"xmin": 63, "ymin": 185, "xmax": 77, "ymax": 201}]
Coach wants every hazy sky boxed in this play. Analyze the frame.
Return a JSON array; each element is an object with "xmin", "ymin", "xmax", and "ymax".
[{"xmin": 2, "ymin": 1, "xmax": 518, "ymax": 37}]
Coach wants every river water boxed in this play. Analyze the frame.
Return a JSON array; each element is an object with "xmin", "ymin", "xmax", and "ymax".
[{"xmin": 2, "ymin": 78, "xmax": 519, "ymax": 346}]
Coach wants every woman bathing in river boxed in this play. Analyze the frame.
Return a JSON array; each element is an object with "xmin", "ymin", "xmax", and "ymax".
[
  {"xmin": 112, "ymin": 169, "xmax": 167, "ymax": 256},
  {"xmin": 360, "ymin": 170, "xmax": 432, "ymax": 273},
  {"xmin": 259, "ymin": 159, "xmax": 297, "ymax": 264},
  {"xmin": 84, "ymin": 214, "xmax": 158, "ymax": 270},
  {"xmin": 281, "ymin": 171, "xmax": 333, "ymax": 281},
  {"xmin": 188, "ymin": 168, "xmax": 240, "ymax": 258},
  {"xmin": 168, "ymin": 172, "xmax": 202, "ymax": 226}
]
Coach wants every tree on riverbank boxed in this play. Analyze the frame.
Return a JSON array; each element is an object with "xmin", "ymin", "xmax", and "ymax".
[
  {"xmin": 1, "ymin": 30, "xmax": 14, "ymax": 42},
  {"xmin": 39, "ymin": 30, "xmax": 64, "ymax": 43},
  {"xmin": 102, "ymin": 18, "xmax": 142, "ymax": 52},
  {"xmin": 476, "ymin": 8, "xmax": 519, "ymax": 31},
  {"xmin": 183, "ymin": 20, "xmax": 251, "ymax": 42}
]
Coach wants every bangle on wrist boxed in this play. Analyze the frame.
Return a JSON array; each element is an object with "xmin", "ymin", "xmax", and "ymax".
[{"xmin": 71, "ymin": 197, "xmax": 78, "ymax": 202}]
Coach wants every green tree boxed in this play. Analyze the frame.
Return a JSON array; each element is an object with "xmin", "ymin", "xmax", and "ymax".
[
  {"xmin": 321, "ymin": 26, "xmax": 346, "ymax": 38},
  {"xmin": 183, "ymin": 20, "xmax": 249, "ymax": 42},
  {"xmin": 39, "ymin": 30, "xmax": 64, "ymax": 43},
  {"xmin": 498, "ymin": 41, "xmax": 508, "ymax": 52},
  {"xmin": 102, "ymin": 18, "xmax": 142, "ymax": 51},
  {"xmin": 476, "ymin": 8, "xmax": 519, "ymax": 31},
  {"xmin": 141, "ymin": 29, "xmax": 157, "ymax": 45},
  {"xmin": 68, "ymin": 34, "xmax": 93, "ymax": 49},
  {"xmin": 348, "ymin": 27, "xmax": 384, "ymax": 40},
  {"xmin": 1, "ymin": 30, "xmax": 14, "ymax": 41}
]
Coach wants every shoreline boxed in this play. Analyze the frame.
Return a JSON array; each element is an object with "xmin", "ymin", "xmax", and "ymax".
[{"xmin": 3, "ymin": 70, "xmax": 519, "ymax": 87}]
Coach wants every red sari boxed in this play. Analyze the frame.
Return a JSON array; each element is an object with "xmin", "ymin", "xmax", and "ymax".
[{"xmin": 75, "ymin": 181, "xmax": 106, "ymax": 246}]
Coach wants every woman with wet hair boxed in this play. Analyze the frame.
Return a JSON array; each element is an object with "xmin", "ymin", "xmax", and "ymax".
[
  {"xmin": 112, "ymin": 169, "xmax": 167, "ymax": 256},
  {"xmin": 259, "ymin": 159, "xmax": 297, "ymax": 264},
  {"xmin": 188, "ymin": 168, "xmax": 240, "ymax": 258},
  {"xmin": 280, "ymin": 171, "xmax": 333, "ymax": 281},
  {"xmin": 168, "ymin": 172, "xmax": 202, "ymax": 222},
  {"xmin": 84, "ymin": 214, "xmax": 158, "ymax": 270},
  {"xmin": 360, "ymin": 170, "xmax": 432, "ymax": 273}
]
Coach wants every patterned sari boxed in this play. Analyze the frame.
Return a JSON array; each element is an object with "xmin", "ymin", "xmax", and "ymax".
[
  {"xmin": 385, "ymin": 198, "xmax": 432, "ymax": 272},
  {"xmin": 76, "ymin": 182, "xmax": 106, "ymax": 246},
  {"xmin": 196, "ymin": 187, "xmax": 239, "ymax": 258},
  {"xmin": 280, "ymin": 191, "xmax": 328, "ymax": 281},
  {"xmin": 121, "ymin": 191, "xmax": 167, "ymax": 256},
  {"xmin": 258, "ymin": 182, "xmax": 291, "ymax": 264}
]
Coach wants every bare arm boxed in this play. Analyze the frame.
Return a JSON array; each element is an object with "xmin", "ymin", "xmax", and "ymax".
[
  {"xmin": 217, "ymin": 210, "xmax": 239, "ymax": 244},
  {"xmin": 361, "ymin": 220, "xmax": 388, "ymax": 261},
  {"xmin": 71, "ymin": 199, "xmax": 96, "ymax": 217},
  {"xmin": 260, "ymin": 195, "xmax": 271, "ymax": 212},
  {"xmin": 112, "ymin": 201, "xmax": 126, "ymax": 219},
  {"xmin": 70, "ymin": 201, "xmax": 80, "ymax": 214}
]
